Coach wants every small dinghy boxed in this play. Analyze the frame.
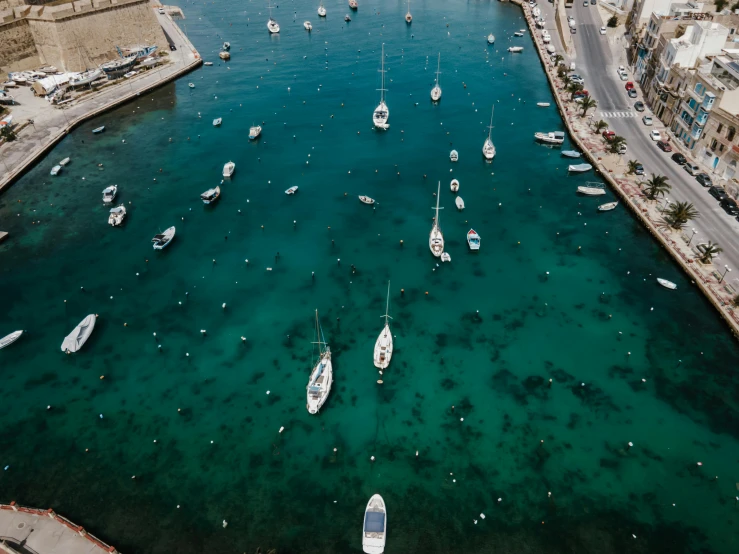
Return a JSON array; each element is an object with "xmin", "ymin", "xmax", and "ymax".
[
  {"xmin": 598, "ymin": 201, "xmax": 618, "ymax": 212},
  {"xmin": 450, "ymin": 179, "xmax": 459, "ymax": 192},
  {"xmin": 487, "ymin": 33, "xmax": 495, "ymax": 44},
  {"xmin": 535, "ymin": 131, "xmax": 565, "ymax": 145},
  {"xmin": 223, "ymin": 161, "xmax": 235, "ymax": 177},
  {"xmin": 152, "ymin": 226, "xmax": 175, "ymax": 250},
  {"xmin": 449, "ymin": 149, "xmax": 459, "ymax": 162},
  {"xmin": 536, "ymin": 102, "xmax": 550, "ymax": 107},
  {"xmin": 92, "ymin": 126, "xmax": 105, "ymax": 134},
  {"xmin": 359, "ymin": 195, "xmax": 376, "ymax": 205},
  {"xmin": 108, "ymin": 204, "xmax": 126, "ymax": 226},
  {"xmin": 0, "ymin": 330, "xmax": 23, "ymax": 350},
  {"xmin": 213, "ymin": 117, "xmax": 222, "ymax": 127},
  {"xmin": 304, "ymin": 21, "xmax": 313, "ymax": 30},
  {"xmin": 345, "ymin": 14, "xmax": 351, "ymax": 21},
  {"xmin": 219, "ymin": 51, "xmax": 230, "ymax": 60},
  {"xmin": 441, "ymin": 252, "xmax": 451, "ymax": 263},
  {"xmin": 455, "ymin": 196, "xmax": 465, "ymax": 210},
  {"xmin": 249, "ymin": 125, "xmax": 262, "ymax": 139},
  {"xmin": 50, "ymin": 165, "xmax": 61, "ymax": 176},
  {"xmin": 188, "ymin": 83, "xmax": 195, "ymax": 89},
  {"xmin": 514, "ymin": 31, "xmax": 525, "ymax": 37},
  {"xmin": 577, "ymin": 184, "xmax": 606, "ymax": 196},
  {"xmin": 201, "ymin": 186, "xmax": 221, "ymax": 204},
  {"xmin": 562, "ymin": 150, "xmax": 582, "ymax": 158},
  {"xmin": 204, "ymin": 61, "xmax": 213, "ymax": 66},
  {"xmin": 467, "ymin": 229, "xmax": 481, "ymax": 251},
  {"xmin": 59, "ymin": 157, "xmax": 70, "ymax": 166},
  {"xmin": 285, "ymin": 186, "xmax": 298, "ymax": 195},
  {"xmin": 568, "ymin": 163, "xmax": 592, "ymax": 173},
  {"xmin": 657, "ymin": 278, "xmax": 677, "ymax": 290},
  {"xmin": 222, "ymin": 42, "xmax": 231, "ymax": 51},
  {"xmin": 508, "ymin": 46, "xmax": 523, "ymax": 53},
  {"xmin": 102, "ymin": 185, "xmax": 117, "ymax": 203},
  {"xmin": 61, "ymin": 314, "xmax": 96, "ymax": 354}
]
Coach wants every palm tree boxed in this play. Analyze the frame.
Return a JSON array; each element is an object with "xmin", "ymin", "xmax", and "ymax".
[
  {"xmin": 561, "ymin": 73, "xmax": 572, "ymax": 88},
  {"xmin": 594, "ymin": 119, "xmax": 609, "ymax": 134},
  {"xmin": 552, "ymin": 54, "xmax": 564, "ymax": 67},
  {"xmin": 699, "ymin": 241, "xmax": 723, "ymax": 264},
  {"xmin": 642, "ymin": 174, "xmax": 671, "ymax": 200},
  {"xmin": 608, "ymin": 135, "xmax": 626, "ymax": 154},
  {"xmin": 567, "ymin": 82, "xmax": 584, "ymax": 101},
  {"xmin": 627, "ymin": 159, "xmax": 639, "ymax": 174},
  {"xmin": 664, "ymin": 200, "xmax": 699, "ymax": 229},
  {"xmin": 580, "ymin": 95, "xmax": 597, "ymax": 117}
]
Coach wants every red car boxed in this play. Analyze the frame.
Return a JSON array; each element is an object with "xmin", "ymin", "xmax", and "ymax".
[
  {"xmin": 657, "ymin": 140, "xmax": 672, "ymax": 152},
  {"xmin": 602, "ymin": 130, "xmax": 616, "ymax": 141},
  {"xmin": 625, "ymin": 81, "xmax": 635, "ymax": 91}
]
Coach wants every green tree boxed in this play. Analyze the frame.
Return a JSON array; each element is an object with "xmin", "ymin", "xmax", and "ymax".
[
  {"xmin": 561, "ymin": 73, "xmax": 572, "ymax": 88},
  {"xmin": 580, "ymin": 95, "xmax": 597, "ymax": 117},
  {"xmin": 642, "ymin": 174, "xmax": 671, "ymax": 199},
  {"xmin": 627, "ymin": 159, "xmax": 640, "ymax": 174},
  {"xmin": 0, "ymin": 126, "xmax": 16, "ymax": 142},
  {"xmin": 594, "ymin": 119, "xmax": 609, "ymax": 133},
  {"xmin": 715, "ymin": 0, "xmax": 728, "ymax": 11},
  {"xmin": 551, "ymin": 54, "xmax": 564, "ymax": 67},
  {"xmin": 567, "ymin": 82, "xmax": 584, "ymax": 100},
  {"xmin": 609, "ymin": 135, "xmax": 626, "ymax": 154},
  {"xmin": 664, "ymin": 200, "xmax": 699, "ymax": 229},
  {"xmin": 699, "ymin": 241, "xmax": 723, "ymax": 264},
  {"xmin": 607, "ymin": 15, "xmax": 619, "ymax": 28},
  {"xmin": 733, "ymin": 293, "xmax": 739, "ymax": 307}
]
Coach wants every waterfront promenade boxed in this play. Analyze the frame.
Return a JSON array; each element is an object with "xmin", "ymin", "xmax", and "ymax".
[
  {"xmin": 514, "ymin": 0, "xmax": 739, "ymax": 337},
  {"xmin": 0, "ymin": 2, "xmax": 201, "ymax": 195},
  {"xmin": 0, "ymin": 503, "xmax": 118, "ymax": 554}
]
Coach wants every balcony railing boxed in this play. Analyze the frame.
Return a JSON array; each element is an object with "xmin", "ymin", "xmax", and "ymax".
[{"xmin": 695, "ymin": 110, "xmax": 708, "ymax": 126}]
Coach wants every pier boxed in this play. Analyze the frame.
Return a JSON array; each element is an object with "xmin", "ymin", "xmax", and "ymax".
[{"xmin": 0, "ymin": 503, "xmax": 118, "ymax": 554}]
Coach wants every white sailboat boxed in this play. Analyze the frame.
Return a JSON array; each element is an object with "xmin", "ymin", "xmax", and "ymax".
[
  {"xmin": 430, "ymin": 53, "xmax": 442, "ymax": 102},
  {"xmin": 267, "ymin": 2, "xmax": 280, "ymax": 33},
  {"xmin": 374, "ymin": 282, "xmax": 393, "ymax": 370},
  {"xmin": 318, "ymin": 1, "xmax": 327, "ymax": 17},
  {"xmin": 373, "ymin": 44, "xmax": 389, "ymax": 129},
  {"xmin": 450, "ymin": 179, "xmax": 459, "ymax": 192},
  {"xmin": 0, "ymin": 330, "xmax": 23, "ymax": 350},
  {"xmin": 483, "ymin": 106, "xmax": 496, "ymax": 160},
  {"xmin": 487, "ymin": 33, "xmax": 495, "ymax": 44},
  {"xmin": 362, "ymin": 494, "xmax": 387, "ymax": 554},
  {"xmin": 304, "ymin": 21, "xmax": 313, "ymax": 31},
  {"xmin": 307, "ymin": 310, "xmax": 332, "ymax": 414},
  {"xmin": 429, "ymin": 181, "xmax": 444, "ymax": 257},
  {"xmin": 61, "ymin": 314, "xmax": 96, "ymax": 354},
  {"xmin": 405, "ymin": 0, "xmax": 412, "ymax": 23}
]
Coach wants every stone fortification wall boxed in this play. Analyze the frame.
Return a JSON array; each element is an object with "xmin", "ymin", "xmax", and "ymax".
[{"xmin": 0, "ymin": 18, "xmax": 40, "ymax": 74}]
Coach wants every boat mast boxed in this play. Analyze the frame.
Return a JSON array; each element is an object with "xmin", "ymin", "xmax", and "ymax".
[
  {"xmin": 433, "ymin": 180, "xmax": 442, "ymax": 228},
  {"xmin": 382, "ymin": 281, "xmax": 392, "ymax": 326},
  {"xmin": 435, "ymin": 53, "xmax": 441, "ymax": 87},
  {"xmin": 487, "ymin": 106, "xmax": 494, "ymax": 141},
  {"xmin": 378, "ymin": 44, "xmax": 386, "ymax": 104}
]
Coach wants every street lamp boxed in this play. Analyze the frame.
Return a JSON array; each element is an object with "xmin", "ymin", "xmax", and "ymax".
[
  {"xmin": 688, "ymin": 227, "xmax": 697, "ymax": 246},
  {"xmin": 719, "ymin": 265, "xmax": 732, "ymax": 283},
  {"xmin": 660, "ymin": 197, "xmax": 670, "ymax": 213}
]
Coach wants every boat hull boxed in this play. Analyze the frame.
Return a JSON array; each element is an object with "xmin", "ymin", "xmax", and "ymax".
[
  {"xmin": 61, "ymin": 314, "xmax": 96, "ymax": 353},
  {"xmin": 429, "ymin": 227, "xmax": 444, "ymax": 257},
  {"xmin": 373, "ymin": 325, "xmax": 393, "ymax": 369},
  {"xmin": 362, "ymin": 494, "xmax": 387, "ymax": 554},
  {"xmin": 307, "ymin": 354, "xmax": 332, "ymax": 414},
  {"xmin": 0, "ymin": 330, "xmax": 23, "ymax": 350}
]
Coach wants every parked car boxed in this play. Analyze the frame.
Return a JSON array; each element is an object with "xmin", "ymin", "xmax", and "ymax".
[
  {"xmin": 158, "ymin": 7, "xmax": 165, "ymax": 14},
  {"xmin": 683, "ymin": 163, "xmax": 700, "ymax": 176},
  {"xmin": 618, "ymin": 143, "xmax": 628, "ymax": 154},
  {"xmin": 657, "ymin": 140, "xmax": 672, "ymax": 152},
  {"xmin": 634, "ymin": 101, "xmax": 645, "ymax": 111},
  {"xmin": 602, "ymin": 130, "xmax": 616, "ymax": 141},
  {"xmin": 570, "ymin": 75, "xmax": 584, "ymax": 85},
  {"xmin": 618, "ymin": 68, "xmax": 628, "ymax": 80},
  {"xmin": 628, "ymin": 88, "xmax": 637, "ymax": 98},
  {"xmin": 709, "ymin": 186, "xmax": 728, "ymax": 201},
  {"xmin": 642, "ymin": 115, "xmax": 653, "ymax": 126},
  {"xmin": 671, "ymin": 152, "xmax": 687, "ymax": 164},
  {"xmin": 720, "ymin": 198, "xmax": 739, "ymax": 216},
  {"xmin": 625, "ymin": 81, "xmax": 635, "ymax": 91},
  {"xmin": 649, "ymin": 130, "xmax": 662, "ymax": 141},
  {"xmin": 696, "ymin": 173, "xmax": 713, "ymax": 187},
  {"xmin": 573, "ymin": 89, "xmax": 589, "ymax": 99},
  {"xmin": 584, "ymin": 0, "xmax": 589, "ymax": 4},
  {"xmin": 634, "ymin": 163, "xmax": 645, "ymax": 175},
  {"xmin": 170, "ymin": 44, "xmax": 177, "ymax": 51},
  {"xmin": 600, "ymin": 26, "xmax": 607, "ymax": 35}
]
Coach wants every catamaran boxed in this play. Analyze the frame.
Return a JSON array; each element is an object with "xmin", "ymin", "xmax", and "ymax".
[
  {"xmin": 307, "ymin": 310, "xmax": 332, "ymax": 414},
  {"xmin": 267, "ymin": 2, "xmax": 280, "ymax": 33},
  {"xmin": 373, "ymin": 45, "xmax": 389, "ymax": 129},
  {"xmin": 374, "ymin": 282, "xmax": 393, "ymax": 370},
  {"xmin": 429, "ymin": 181, "xmax": 444, "ymax": 257},
  {"xmin": 430, "ymin": 53, "xmax": 442, "ymax": 102},
  {"xmin": 483, "ymin": 106, "xmax": 496, "ymax": 160}
]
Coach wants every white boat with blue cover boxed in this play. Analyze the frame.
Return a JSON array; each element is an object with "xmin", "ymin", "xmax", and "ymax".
[
  {"xmin": 562, "ymin": 150, "xmax": 581, "ymax": 158},
  {"xmin": 362, "ymin": 494, "xmax": 387, "ymax": 554},
  {"xmin": 307, "ymin": 310, "xmax": 332, "ymax": 414}
]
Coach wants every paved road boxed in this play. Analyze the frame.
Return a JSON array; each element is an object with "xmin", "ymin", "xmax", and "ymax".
[{"xmin": 568, "ymin": 2, "xmax": 739, "ymax": 288}]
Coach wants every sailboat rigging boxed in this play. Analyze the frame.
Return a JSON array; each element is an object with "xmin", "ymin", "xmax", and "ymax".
[
  {"xmin": 429, "ymin": 181, "xmax": 444, "ymax": 257},
  {"xmin": 306, "ymin": 310, "xmax": 333, "ymax": 414},
  {"xmin": 483, "ymin": 106, "xmax": 496, "ymax": 161},
  {"xmin": 374, "ymin": 282, "xmax": 393, "ymax": 370},
  {"xmin": 373, "ymin": 44, "xmax": 389, "ymax": 129},
  {"xmin": 430, "ymin": 53, "xmax": 442, "ymax": 102}
]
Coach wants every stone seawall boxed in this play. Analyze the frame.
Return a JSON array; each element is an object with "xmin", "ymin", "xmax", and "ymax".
[{"xmin": 0, "ymin": 18, "xmax": 40, "ymax": 73}]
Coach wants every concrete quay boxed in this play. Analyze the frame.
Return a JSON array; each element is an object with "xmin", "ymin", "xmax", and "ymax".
[
  {"xmin": 512, "ymin": 0, "xmax": 739, "ymax": 338},
  {"xmin": 0, "ymin": 503, "xmax": 118, "ymax": 554},
  {"xmin": 0, "ymin": 1, "xmax": 201, "ymax": 195}
]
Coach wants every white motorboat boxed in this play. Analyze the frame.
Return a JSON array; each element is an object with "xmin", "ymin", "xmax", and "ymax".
[
  {"xmin": 307, "ymin": 310, "xmax": 332, "ymax": 414},
  {"xmin": 440, "ymin": 252, "xmax": 451, "ymax": 262},
  {"xmin": 222, "ymin": 42, "xmax": 231, "ymax": 51},
  {"xmin": 430, "ymin": 53, "xmax": 442, "ymax": 102},
  {"xmin": 405, "ymin": 0, "xmax": 412, "ymax": 23},
  {"xmin": 508, "ymin": 46, "xmax": 523, "ymax": 53},
  {"xmin": 562, "ymin": 150, "xmax": 581, "ymax": 158},
  {"xmin": 304, "ymin": 21, "xmax": 313, "ymax": 30},
  {"xmin": 429, "ymin": 181, "xmax": 444, "ymax": 257},
  {"xmin": 535, "ymin": 131, "xmax": 565, "ymax": 145},
  {"xmin": 92, "ymin": 126, "xmax": 105, "ymax": 134},
  {"xmin": 59, "ymin": 157, "xmax": 70, "ymax": 166},
  {"xmin": 318, "ymin": 2, "xmax": 327, "ymax": 17},
  {"xmin": 102, "ymin": 185, "xmax": 117, "ymax": 203},
  {"xmin": 219, "ymin": 51, "xmax": 231, "ymax": 60},
  {"xmin": 577, "ymin": 184, "xmax": 606, "ymax": 196},
  {"xmin": 223, "ymin": 161, "xmax": 236, "ymax": 177},
  {"xmin": 267, "ymin": 2, "xmax": 280, "ymax": 33},
  {"xmin": 450, "ymin": 179, "xmax": 459, "ymax": 192},
  {"xmin": 569, "ymin": 163, "xmax": 593, "ymax": 173},
  {"xmin": 0, "ymin": 330, "xmax": 23, "ymax": 350},
  {"xmin": 514, "ymin": 31, "xmax": 525, "ymax": 37},
  {"xmin": 50, "ymin": 165, "xmax": 61, "ymax": 176},
  {"xmin": 373, "ymin": 45, "xmax": 389, "ymax": 129},
  {"xmin": 188, "ymin": 83, "xmax": 195, "ymax": 89},
  {"xmin": 249, "ymin": 125, "xmax": 262, "ymax": 139},
  {"xmin": 285, "ymin": 186, "xmax": 298, "ymax": 195},
  {"xmin": 598, "ymin": 201, "xmax": 618, "ymax": 211},
  {"xmin": 483, "ymin": 106, "xmax": 496, "ymax": 160},
  {"xmin": 657, "ymin": 278, "xmax": 677, "ymax": 290},
  {"xmin": 345, "ymin": 14, "xmax": 351, "ymax": 21},
  {"xmin": 449, "ymin": 150, "xmax": 459, "ymax": 162},
  {"xmin": 61, "ymin": 314, "xmax": 96, "ymax": 354},
  {"xmin": 69, "ymin": 69, "xmax": 102, "ymax": 87},
  {"xmin": 373, "ymin": 282, "xmax": 393, "ymax": 370},
  {"xmin": 201, "ymin": 186, "xmax": 221, "ymax": 204},
  {"xmin": 213, "ymin": 118, "xmax": 222, "ymax": 126},
  {"xmin": 455, "ymin": 196, "xmax": 464, "ymax": 210},
  {"xmin": 349, "ymin": 0, "xmax": 358, "ymax": 9},
  {"xmin": 362, "ymin": 494, "xmax": 387, "ymax": 554},
  {"xmin": 467, "ymin": 229, "xmax": 481, "ymax": 251},
  {"xmin": 152, "ymin": 226, "xmax": 176, "ymax": 250},
  {"xmin": 359, "ymin": 195, "xmax": 375, "ymax": 205},
  {"xmin": 487, "ymin": 33, "xmax": 495, "ymax": 44},
  {"xmin": 536, "ymin": 102, "xmax": 550, "ymax": 107},
  {"xmin": 108, "ymin": 204, "xmax": 126, "ymax": 226},
  {"xmin": 204, "ymin": 61, "xmax": 213, "ymax": 66}
]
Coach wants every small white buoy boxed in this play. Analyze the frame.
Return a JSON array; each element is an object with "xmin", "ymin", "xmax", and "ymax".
[
  {"xmin": 279, "ymin": 426, "xmax": 285, "ymax": 433},
  {"xmin": 222, "ymin": 303, "xmax": 227, "ymax": 309},
  {"xmin": 223, "ymin": 520, "xmax": 228, "ymax": 528}
]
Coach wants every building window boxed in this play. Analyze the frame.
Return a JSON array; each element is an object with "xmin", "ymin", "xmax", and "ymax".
[
  {"xmin": 695, "ymin": 83, "xmax": 704, "ymax": 95},
  {"xmin": 711, "ymin": 138, "xmax": 718, "ymax": 150},
  {"xmin": 720, "ymin": 144, "xmax": 725, "ymax": 152},
  {"xmin": 717, "ymin": 123, "xmax": 724, "ymax": 133},
  {"xmin": 729, "ymin": 127, "xmax": 736, "ymax": 141},
  {"xmin": 669, "ymin": 76, "xmax": 674, "ymax": 84}
]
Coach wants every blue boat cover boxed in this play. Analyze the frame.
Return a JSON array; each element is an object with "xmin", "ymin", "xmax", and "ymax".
[{"xmin": 364, "ymin": 512, "xmax": 385, "ymax": 533}]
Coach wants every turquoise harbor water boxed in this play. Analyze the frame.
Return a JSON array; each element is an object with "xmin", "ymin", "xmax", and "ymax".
[{"xmin": 2, "ymin": 1, "xmax": 739, "ymax": 552}]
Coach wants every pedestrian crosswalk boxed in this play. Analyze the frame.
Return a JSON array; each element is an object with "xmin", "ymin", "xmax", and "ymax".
[{"xmin": 599, "ymin": 111, "xmax": 637, "ymax": 118}]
